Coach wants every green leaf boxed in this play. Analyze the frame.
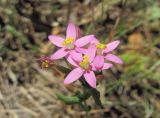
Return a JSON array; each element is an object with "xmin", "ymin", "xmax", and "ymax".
[
  {"xmin": 90, "ymin": 88, "xmax": 103, "ymax": 108},
  {"xmin": 75, "ymin": 88, "xmax": 91, "ymax": 101},
  {"xmin": 56, "ymin": 93, "xmax": 80, "ymax": 105}
]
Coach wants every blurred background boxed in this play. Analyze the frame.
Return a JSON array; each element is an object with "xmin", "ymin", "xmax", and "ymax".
[{"xmin": 0, "ymin": 0, "xmax": 160, "ymax": 118}]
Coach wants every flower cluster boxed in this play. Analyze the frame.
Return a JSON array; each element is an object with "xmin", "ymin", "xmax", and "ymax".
[{"xmin": 48, "ymin": 22, "xmax": 123, "ymax": 88}]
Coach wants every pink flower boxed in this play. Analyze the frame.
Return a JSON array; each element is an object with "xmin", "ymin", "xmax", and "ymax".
[
  {"xmin": 48, "ymin": 22, "xmax": 94, "ymax": 63},
  {"xmin": 92, "ymin": 39, "xmax": 123, "ymax": 70},
  {"xmin": 64, "ymin": 45, "xmax": 112, "ymax": 88}
]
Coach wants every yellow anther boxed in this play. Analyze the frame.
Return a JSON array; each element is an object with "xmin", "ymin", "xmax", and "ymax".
[
  {"xmin": 42, "ymin": 60, "xmax": 49, "ymax": 68},
  {"xmin": 96, "ymin": 43, "xmax": 106, "ymax": 49},
  {"xmin": 63, "ymin": 37, "xmax": 74, "ymax": 45},
  {"xmin": 63, "ymin": 37, "xmax": 75, "ymax": 49},
  {"xmin": 44, "ymin": 60, "xmax": 49, "ymax": 63},
  {"xmin": 83, "ymin": 55, "xmax": 89, "ymax": 61},
  {"xmin": 79, "ymin": 55, "xmax": 90, "ymax": 70}
]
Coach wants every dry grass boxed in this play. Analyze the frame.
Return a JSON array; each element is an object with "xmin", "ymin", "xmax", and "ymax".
[{"xmin": 0, "ymin": 0, "xmax": 160, "ymax": 118}]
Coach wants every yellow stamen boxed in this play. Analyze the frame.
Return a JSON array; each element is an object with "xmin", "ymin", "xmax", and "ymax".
[
  {"xmin": 79, "ymin": 55, "xmax": 90, "ymax": 70},
  {"xmin": 63, "ymin": 37, "xmax": 74, "ymax": 45},
  {"xmin": 96, "ymin": 43, "xmax": 106, "ymax": 49},
  {"xmin": 63, "ymin": 37, "xmax": 75, "ymax": 49},
  {"xmin": 41, "ymin": 60, "xmax": 49, "ymax": 68}
]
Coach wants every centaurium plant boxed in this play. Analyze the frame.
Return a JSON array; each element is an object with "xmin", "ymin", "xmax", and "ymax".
[
  {"xmin": 41, "ymin": 22, "xmax": 123, "ymax": 111},
  {"xmin": 48, "ymin": 22, "xmax": 95, "ymax": 65}
]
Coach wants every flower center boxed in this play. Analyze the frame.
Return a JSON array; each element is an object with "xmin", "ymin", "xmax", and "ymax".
[
  {"xmin": 37, "ymin": 56, "xmax": 54, "ymax": 69},
  {"xmin": 79, "ymin": 55, "xmax": 90, "ymax": 70},
  {"xmin": 96, "ymin": 43, "xmax": 106, "ymax": 49},
  {"xmin": 63, "ymin": 37, "xmax": 74, "ymax": 49},
  {"xmin": 96, "ymin": 43, "xmax": 106, "ymax": 55},
  {"xmin": 41, "ymin": 60, "xmax": 49, "ymax": 68}
]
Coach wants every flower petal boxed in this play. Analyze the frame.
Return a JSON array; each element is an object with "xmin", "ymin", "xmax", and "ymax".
[
  {"xmin": 75, "ymin": 35, "xmax": 95, "ymax": 47},
  {"xmin": 66, "ymin": 55, "xmax": 79, "ymax": 67},
  {"xmin": 102, "ymin": 63, "xmax": 113, "ymax": 70},
  {"xmin": 86, "ymin": 44, "xmax": 96, "ymax": 62},
  {"xmin": 93, "ymin": 55, "xmax": 104, "ymax": 70},
  {"xmin": 103, "ymin": 40, "xmax": 120, "ymax": 53},
  {"xmin": 105, "ymin": 54, "xmax": 123, "ymax": 64},
  {"xmin": 48, "ymin": 35, "xmax": 65, "ymax": 47},
  {"xmin": 71, "ymin": 51, "xmax": 83, "ymax": 63},
  {"xmin": 75, "ymin": 47, "xmax": 87, "ymax": 54},
  {"xmin": 50, "ymin": 48, "xmax": 68, "ymax": 60},
  {"xmin": 90, "ymin": 37, "xmax": 99, "ymax": 44},
  {"xmin": 66, "ymin": 22, "xmax": 77, "ymax": 39},
  {"xmin": 90, "ymin": 63, "xmax": 96, "ymax": 71},
  {"xmin": 84, "ymin": 71, "xmax": 96, "ymax": 88},
  {"xmin": 64, "ymin": 68, "xmax": 84, "ymax": 84}
]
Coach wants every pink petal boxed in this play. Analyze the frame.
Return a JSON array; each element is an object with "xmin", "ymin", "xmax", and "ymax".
[
  {"xmin": 93, "ymin": 55, "xmax": 104, "ymax": 70},
  {"xmin": 84, "ymin": 71, "xmax": 96, "ymax": 88},
  {"xmin": 86, "ymin": 44, "xmax": 96, "ymax": 62},
  {"xmin": 75, "ymin": 35, "xmax": 95, "ymax": 47},
  {"xmin": 90, "ymin": 63, "xmax": 96, "ymax": 71},
  {"xmin": 105, "ymin": 54, "xmax": 123, "ymax": 64},
  {"xmin": 50, "ymin": 48, "xmax": 69, "ymax": 60},
  {"xmin": 75, "ymin": 47, "xmax": 87, "ymax": 54},
  {"xmin": 90, "ymin": 37, "xmax": 99, "ymax": 44},
  {"xmin": 64, "ymin": 68, "xmax": 84, "ymax": 84},
  {"xmin": 70, "ymin": 51, "xmax": 83, "ymax": 63},
  {"xmin": 103, "ymin": 40, "xmax": 120, "ymax": 53},
  {"xmin": 66, "ymin": 22, "xmax": 77, "ymax": 39},
  {"xmin": 102, "ymin": 63, "xmax": 113, "ymax": 70},
  {"xmin": 66, "ymin": 55, "xmax": 79, "ymax": 67},
  {"xmin": 48, "ymin": 35, "xmax": 65, "ymax": 47}
]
